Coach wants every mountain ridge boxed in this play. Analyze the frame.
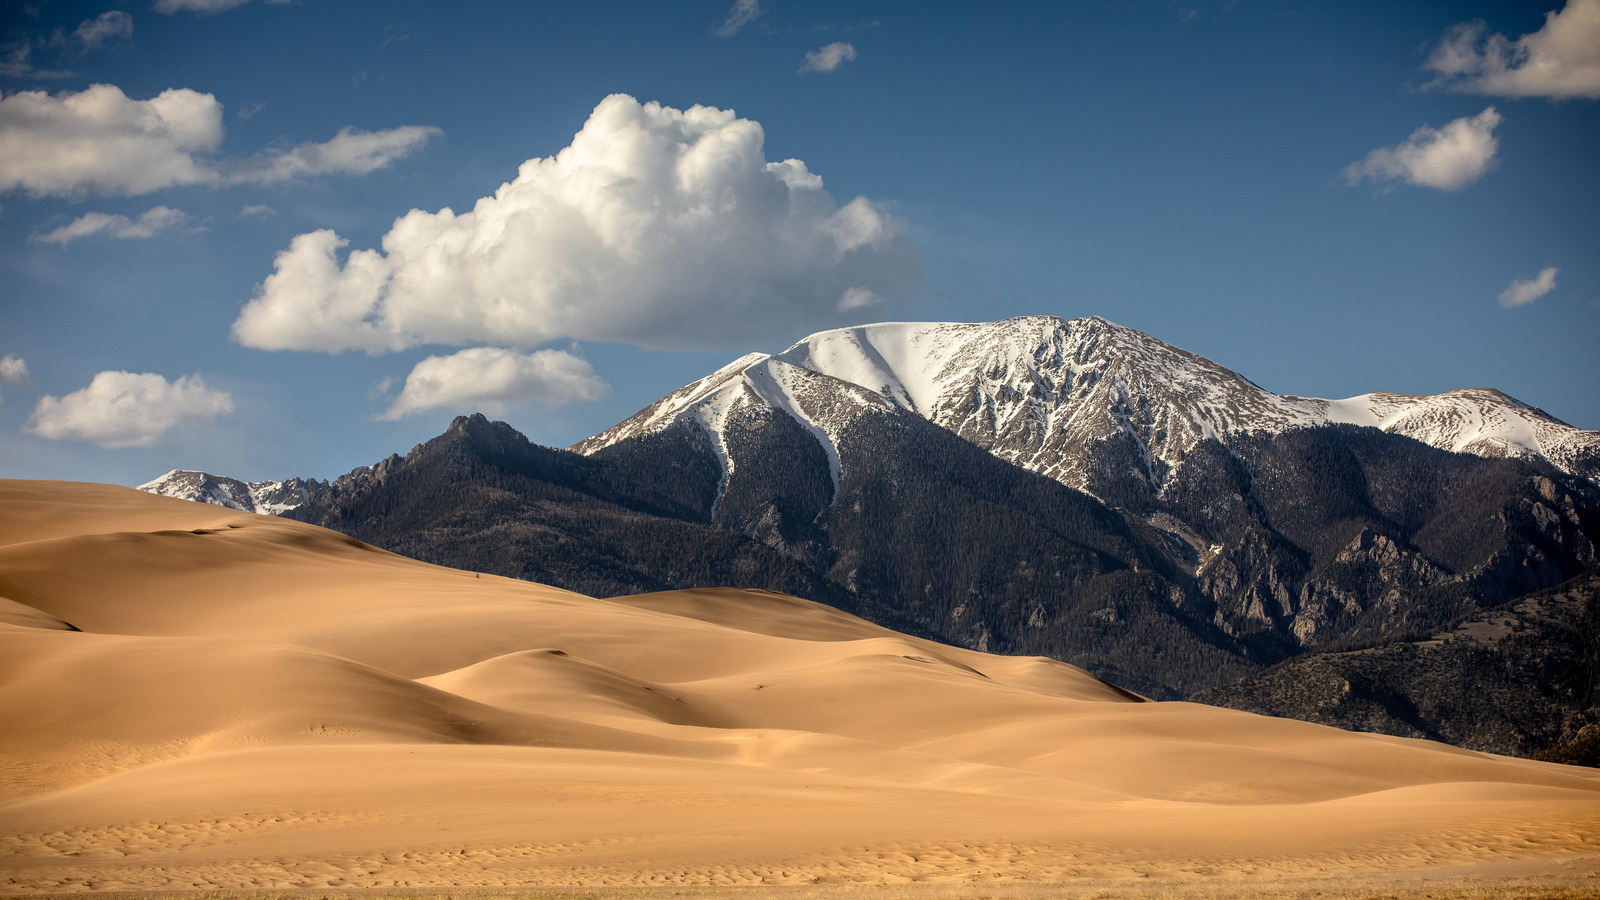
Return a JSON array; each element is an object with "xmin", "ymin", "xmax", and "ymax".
[{"xmin": 576, "ymin": 316, "xmax": 1600, "ymax": 501}]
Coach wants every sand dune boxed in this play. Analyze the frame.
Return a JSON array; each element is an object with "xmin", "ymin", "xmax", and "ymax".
[{"xmin": 1, "ymin": 480, "xmax": 1597, "ymax": 893}]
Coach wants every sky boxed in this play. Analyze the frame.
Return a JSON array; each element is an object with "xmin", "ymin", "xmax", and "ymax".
[{"xmin": 1, "ymin": 0, "xmax": 1597, "ymax": 487}]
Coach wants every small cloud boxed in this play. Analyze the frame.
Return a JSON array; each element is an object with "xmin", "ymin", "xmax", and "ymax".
[
  {"xmin": 0, "ymin": 354, "xmax": 34, "ymax": 404},
  {"xmin": 235, "ymin": 102, "xmax": 265, "ymax": 120},
  {"xmin": 239, "ymin": 204, "xmax": 274, "ymax": 219},
  {"xmin": 837, "ymin": 287, "xmax": 881, "ymax": 311},
  {"xmin": 0, "ymin": 84, "xmax": 440, "ymax": 198},
  {"xmin": 0, "ymin": 355, "xmax": 32, "ymax": 385},
  {"xmin": 0, "ymin": 85, "xmax": 221, "ymax": 197},
  {"xmin": 381, "ymin": 23, "xmax": 412, "ymax": 46},
  {"xmin": 25, "ymin": 370, "xmax": 233, "ymax": 447},
  {"xmin": 31, "ymin": 206, "xmax": 188, "ymax": 245},
  {"xmin": 227, "ymin": 125, "xmax": 440, "ymax": 184},
  {"xmin": 74, "ymin": 11, "xmax": 133, "ymax": 51},
  {"xmin": 379, "ymin": 347, "xmax": 610, "ymax": 420},
  {"xmin": 1341, "ymin": 107, "xmax": 1501, "ymax": 191},
  {"xmin": 153, "ymin": 0, "xmax": 252, "ymax": 14},
  {"xmin": 1499, "ymin": 266, "xmax": 1559, "ymax": 308},
  {"xmin": 713, "ymin": 0, "xmax": 762, "ymax": 37},
  {"xmin": 800, "ymin": 41, "xmax": 856, "ymax": 74},
  {"xmin": 1423, "ymin": 0, "xmax": 1600, "ymax": 100}
]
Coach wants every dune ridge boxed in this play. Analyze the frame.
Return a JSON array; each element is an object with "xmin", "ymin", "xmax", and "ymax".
[{"xmin": 1, "ymin": 480, "xmax": 1597, "ymax": 893}]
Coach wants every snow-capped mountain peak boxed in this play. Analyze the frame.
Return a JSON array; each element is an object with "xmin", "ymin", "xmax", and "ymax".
[
  {"xmin": 576, "ymin": 316, "xmax": 1599, "ymax": 495},
  {"xmin": 137, "ymin": 469, "xmax": 324, "ymax": 515}
]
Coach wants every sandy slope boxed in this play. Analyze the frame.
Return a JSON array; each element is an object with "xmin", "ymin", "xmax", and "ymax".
[{"xmin": 1, "ymin": 480, "xmax": 1597, "ymax": 893}]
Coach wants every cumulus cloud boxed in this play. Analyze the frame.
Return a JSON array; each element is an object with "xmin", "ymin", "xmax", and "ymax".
[
  {"xmin": 800, "ymin": 42, "xmax": 857, "ymax": 74},
  {"xmin": 713, "ymin": 0, "xmax": 763, "ymax": 37},
  {"xmin": 232, "ymin": 93, "xmax": 922, "ymax": 354},
  {"xmin": 379, "ymin": 347, "xmax": 610, "ymax": 420},
  {"xmin": 1341, "ymin": 107, "xmax": 1501, "ymax": 191},
  {"xmin": 0, "ymin": 355, "xmax": 33, "ymax": 405},
  {"xmin": 31, "ymin": 206, "xmax": 188, "ymax": 245},
  {"xmin": 75, "ymin": 11, "xmax": 134, "ymax": 51},
  {"xmin": 25, "ymin": 371, "xmax": 233, "ymax": 447},
  {"xmin": 1424, "ymin": 0, "xmax": 1600, "ymax": 100},
  {"xmin": 0, "ymin": 85, "xmax": 221, "ymax": 196},
  {"xmin": 1499, "ymin": 267, "xmax": 1559, "ymax": 307},
  {"xmin": 0, "ymin": 84, "xmax": 438, "ymax": 198}
]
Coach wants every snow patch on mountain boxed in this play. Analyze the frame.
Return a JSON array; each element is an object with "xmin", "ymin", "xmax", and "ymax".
[
  {"xmin": 137, "ymin": 469, "xmax": 324, "ymax": 515},
  {"xmin": 574, "ymin": 350, "xmax": 896, "ymax": 509}
]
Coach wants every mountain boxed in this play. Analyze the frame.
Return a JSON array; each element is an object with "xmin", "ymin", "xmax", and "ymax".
[
  {"xmin": 277, "ymin": 415, "xmax": 863, "ymax": 619},
  {"xmin": 577, "ymin": 317, "xmax": 1600, "ymax": 501},
  {"xmin": 572, "ymin": 316, "xmax": 1599, "ymax": 664},
  {"xmin": 137, "ymin": 469, "xmax": 327, "ymax": 515},
  {"xmin": 149, "ymin": 316, "xmax": 1600, "ymax": 713},
  {"xmin": 1193, "ymin": 566, "xmax": 1600, "ymax": 759}
]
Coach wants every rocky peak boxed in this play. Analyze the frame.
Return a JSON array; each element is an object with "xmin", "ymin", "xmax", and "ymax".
[{"xmin": 575, "ymin": 316, "xmax": 1600, "ymax": 500}]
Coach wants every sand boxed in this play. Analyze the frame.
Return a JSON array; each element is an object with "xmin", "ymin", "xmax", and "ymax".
[{"xmin": 1, "ymin": 479, "xmax": 1597, "ymax": 895}]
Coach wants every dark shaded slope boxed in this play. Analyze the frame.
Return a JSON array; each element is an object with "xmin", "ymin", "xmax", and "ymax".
[
  {"xmin": 1193, "ymin": 566, "xmax": 1600, "ymax": 758},
  {"xmin": 288, "ymin": 415, "xmax": 852, "ymax": 609},
  {"xmin": 712, "ymin": 403, "xmax": 1256, "ymax": 698},
  {"xmin": 1165, "ymin": 425, "xmax": 1600, "ymax": 658}
]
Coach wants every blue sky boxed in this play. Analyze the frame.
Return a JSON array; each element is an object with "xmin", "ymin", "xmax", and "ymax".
[{"xmin": 2, "ymin": 0, "xmax": 1597, "ymax": 486}]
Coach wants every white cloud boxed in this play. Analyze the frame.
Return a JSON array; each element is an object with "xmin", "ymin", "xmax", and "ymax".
[
  {"xmin": 380, "ymin": 347, "xmax": 610, "ymax": 420},
  {"xmin": 75, "ymin": 11, "xmax": 134, "ymax": 51},
  {"xmin": 239, "ymin": 203, "xmax": 274, "ymax": 218},
  {"xmin": 1499, "ymin": 267, "xmax": 1559, "ymax": 307},
  {"xmin": 0, "ymin": 355, "xmax": 31, "ymax": 385},
  {"xmin": 1424, "ymin": 0, "xmax": 1600, "ymax": 100},
  {"xmin": 228, "ymin": 125, "xmax": 442, "ymax": 185},
  {"xmin": 232, "ymin": 93, "xmax": 922, "ymax": 354},
  {"xmin": 837, "ymin": 286, "xmax": 882, "ymax": 311},
  {"xmin": 0, "ymin": 85, "xmax": 222, "ymax": 196},
  {"xmin": 0, "ymin": 354, "xmax": 33, "ymax": 405},
  {"xmin": 0, "ymin": 84, "xmax": 439, "ymax": 198},
  {"xmin": 31, "ymin": 206, "xmax": 188, "ymax": 245},
  {"xmin": 713, "ymin": 0, "xmax": 763, "ymax": 37},
  {"xmin": 800, "ymin": 42, "xmax": 857, "ymax": 74},
  {"xmin": 1341, "ymin": 107, "xmax": 1501, "ymax": 191},
  {"xmin": 25, "ymin": 371, "xmax": 233, "ymax": 447},
  {"xmin": 153, "ymin": 0, "xmax": 263, "ymax": 13}
]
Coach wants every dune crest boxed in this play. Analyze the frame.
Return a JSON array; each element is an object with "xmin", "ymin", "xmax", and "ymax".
[{"xmin": 1, "ymin": 480, "xmax": 1596, "ymax": 892}]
